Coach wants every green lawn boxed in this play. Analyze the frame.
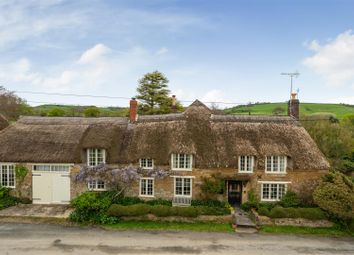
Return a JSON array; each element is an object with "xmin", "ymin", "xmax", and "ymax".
[
  {"xmin": 225, "ymin": 102, "xmax": 354, "ymax": 119},
  {"xmin": 105, "ymin": 220, "xmax": 233, "ymax": 232},
  {"xmin": 260, "ymin": 225, "xmax": 354, "ymax": 237}
]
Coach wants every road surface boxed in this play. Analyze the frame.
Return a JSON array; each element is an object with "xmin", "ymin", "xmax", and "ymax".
[{"xmin": 0, "ymin": 223, "xmax": 353, "ymax": 254}]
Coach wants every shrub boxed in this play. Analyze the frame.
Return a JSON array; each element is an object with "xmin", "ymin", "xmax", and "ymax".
[
  {"xmin": 257, "ymin": 207, "xmax": 270, "ymax": 216},
  {"xmin": 200, "ymin": 173, "xmax": 225, "ymax": 195},
  {"xmin": 0, "ymin": 186, "xmax": 19, "ymax": 210},
  {"xmin": 313, "ymin": 171, "xmax": 354, "ymax": 221},
  {"xmin": 146, "ymin": 199, "xmax": 172, "ymax": 206},
  {"xmin": 108, "ymin": 204, "xmax": 151, "ymax": 217},
  {"xmin": 70, "ymin": 191, "xmax": 113, "ymax": 223},
  {"xmin": 258, "ymin": 202, "xmax": 275, "ymax": 211},
  {"xmin": 268, "ymin": 207, "xmax": 327, "ymax": 220},
  {"xmin": 150, "ymin": 205, "xmax": 172, "ymax": 217},
  {"xmin": 114, "ymin": 196, "xmax": 144, "ymax": 206},
  {"xmin": 173, "ymin": 206, "xmax": 199, "ymax": 218},
  {"xmin": 268, "ymin": 206, "xmax": 287, "ymax": 218},
  {"xmin": 241, "ymin": 189, "xmax": 259, "ymax": 211},
  {"xmin": 197, "ymin": 206, "xmax": 229, "ymax": 215},
  {"xmin": 280, "ymin": 191, "xmax": 301, "ymax": 208},
  {"xmin": 191, "ymin": 199, "xmax": 227, "ymax": 208}
]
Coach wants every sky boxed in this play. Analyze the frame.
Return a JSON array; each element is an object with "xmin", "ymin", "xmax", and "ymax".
[{"xmin": 0, "ymin": 0, "xmax": 354, "ymax": 107}]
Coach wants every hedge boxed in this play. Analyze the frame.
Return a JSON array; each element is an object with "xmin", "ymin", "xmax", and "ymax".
[
  {"xmin": 107, "ymin": 204, "xmax": 229, "ymax": 218},
  {"xmin": 266, "ymin": 207, "xmax": 327, "ymax": 220}
]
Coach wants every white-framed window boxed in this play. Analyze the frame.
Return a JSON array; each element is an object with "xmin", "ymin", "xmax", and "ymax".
[
  {"xmin": 238, "ymin": 156, "xmax": 254, "ymax": 173},
  {"xmin": 171, "ymin": 154, "xmax": 193, "ymax": 171},
  {"xmin": 33, "ymin": 164, "xmax": 71, "ymax": 172},
  {"xmin": 0, "ymin": 164, "xmax": 15, "ymax": 188},
  {"xmin": 174, "ymin": 177, "xmax": 192, "ymax": 197},
  {"xmin": 261, "ymin": 182, "xmax": 288, "ymax": 201},
  {"xmin": 140, "ymin": 158, "xmax": 154, "ymax": 169},
  {"xmin": 265, "ymin": 156, "xmax": 287, "ymax": 173},
  {"xmin": 87, "ymin": 148, "xmax": 106, "ymax": 167},
  {"xmin": 88, "ymin": 180, "xmax": 106, "ymax": 191},
  {"xmin": 139, "ymin": 178, "xmax": 154, "ymax": 197}
]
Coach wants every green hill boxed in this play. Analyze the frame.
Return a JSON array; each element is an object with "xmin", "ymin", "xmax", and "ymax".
[{"xmin": 224, "ymin": 102, "xmax": 354, "ymax": 119}]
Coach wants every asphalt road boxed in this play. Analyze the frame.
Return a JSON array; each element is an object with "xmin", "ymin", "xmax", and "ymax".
[{"xmin": 0, "ymin": 223, "xmax": 353, "ymax": 255}]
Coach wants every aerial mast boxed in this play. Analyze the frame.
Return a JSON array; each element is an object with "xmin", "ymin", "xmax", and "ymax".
[{"xmin": 281, "ymin": 71, "xmax": 300, "ymax": 99}]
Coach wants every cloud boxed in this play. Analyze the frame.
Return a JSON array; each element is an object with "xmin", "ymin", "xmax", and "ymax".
[
  {"xmin": 78, "ymin": 44, "xmax": 112, "ymax": 64},
  {"xmin": 0, "ymin": 0, "xmax": 85, "ymax": 49},
  {"xmin": 327, "ymin": 96, "xmax": 354, "ymax": 104},
  {"xmin": 156, "ymin": 47, "xmax": 169, "ymax": 56},
  {"xmin": 303, "ymin": 30, "xmax": 354, "ymax": 87}
]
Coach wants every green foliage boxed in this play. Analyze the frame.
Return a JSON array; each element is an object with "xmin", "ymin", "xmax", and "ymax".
[
  {"xmin": 200, "ymin": 173, "xmax": 225, "ymax": 195},
  {"xmin": 150, "ymin": 205, "xmax": 172, "ymax": 217},
  {"xmin": 136, "ymin": 71, "xmax": 182, "ymax": 114},
  {"xmin": 196, "ymin": 206, "xmax": 230, "ymax": 215},
  {"xmin": 48, "ymin": 107, "xmax": 66, "ymax": 117},
  {"xmin": 108, "ymin": 204, "xmax": 151, "ymax": 217},
  {"xmin": 313, "ymin": 171, "xmax": 354, "ymax": 221},
  {"xmin": 113, "ymin": 196, "xmax": 145, "ymax": 205},
  {"xmin": 70, "ymin": 191, "xmax": 119, "ymax": 224},
  {"xmin": 0, "ymin": 186, "xmax": 18, "ymax": 209},
  {"xmin": 84, "ymin": 107, "xmax": 100, "ymax": 117},
  {"xmin": 272, "ymin": 106, "xmax": 286, "ymax": 115},
  {"xmin": 257, "ymin": 207, "xmax": 270, "ymax": 216},
  {"xmin": 279, "ymin": 190, "xmax": 301, "ymax": 208},
  {"xmin": 0, "ymin": 86, "xmax": 30, "ymax": 121},
  {"xmin": 240, "ymin": 189, "xmax": 259, "ymax": 211},
  {"xmin": 15, "ymin": 165, "xmax": 28, "ymax": 182},
  {"xmin": 258, "ymin": 202, "xmax": 275, "ymax": 210},
  {"xmin": 191, "ymin": 199, "xmax": 229, "ymax": 208},
  {"xmin": 145, "ymin": 198, "xmax": 172, "ymax": 206},
  {"xmin": 268, "ymin": 207, "xmax": 327, "ymax": 220},
  {"xmin": 173, "ymin": 206, "xmax": 199, "ymax": 218}
]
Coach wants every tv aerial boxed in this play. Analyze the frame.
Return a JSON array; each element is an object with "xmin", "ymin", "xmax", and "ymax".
[{"xmin": 281, "ymin": 71, "xmax": 300, "ymax": 99}]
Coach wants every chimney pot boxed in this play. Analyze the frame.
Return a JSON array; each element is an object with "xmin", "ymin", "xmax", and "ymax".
[
  {"xmin": 288, "ymin": 94, "xmax": 300, "ymax": 120},
  {"xmin": 171, "ymin": 95, "xmax": 177, "ymax": 113},
  {"xmin": 130, "ymin": 98, "xmax": 138, "ymax": 122}
]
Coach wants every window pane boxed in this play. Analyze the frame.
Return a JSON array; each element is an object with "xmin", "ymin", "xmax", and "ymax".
[
  {"xmin": 185, "ymin": 155, "xmax": 191, "ymax": 169},
  {"xmin": 279, "ymin": 157, "xmax": 285, "ymax": 172},
  {"xmin": 270, "ymin": 184, "xmax": 278, "ymax": 199},
  {"xmin": 179, "ymin": 154, "xmax": 185, "ymax": 168},
  {"xmin": 262, "ymin": 184, "xmax": 269, "ymax": 200},
  {"xmin": 8, "ymin": 166, "xmax": 15, "ymax": 187},
  {"xmin": 278, "ymin": 184, "xmax": 286, "ymax": 199},
  {"xmin": 147, "ymin": 159, "xmax": 153, "ymax": 168},
  {"xmin": 266, "ymin": 156, "xmax": 272, "ymax": 171},
  {"xmin": 175, "ymin": 178, "xmax": 183, "ymax": 195},
  {"xmin": 97, "ymin": 181, "xmax": 105, "ymax": 189},
  {"xmin": 273, "ymin": 157, "xmax": 278, "ymax": 172},
  {"xmin": 140, "ymin": 179, "xmax": 146, "ymax": 195},
  {"xmin": 183, "ymin": 178, "xmax": 191, "ymax": 196},
  {"xmin": 240, "ymin": 156, "xmax": 245, "ymax": 171},
  {"xmin": 173, "ymin": 154, "xmax": 178, "ymax": 169},
  {"xmin": 147, "ymin": 179, "xmax": 153, "ymax": 195}
]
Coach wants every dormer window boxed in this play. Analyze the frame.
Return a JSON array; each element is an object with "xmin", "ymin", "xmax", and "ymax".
[
  {"xmin": 140, "ymin": 158, "xmax": 154, "ymax": 169},
  {"xmin": 238, "ymin": 156, "xmax": 254, "ymax": 173},
  {"xmin": 171, "ymin": 154, "xmax": 192, "ymax": 171},
  {"xmin": 87, "ymin": 148, "xmax": 106, "ymax": 166},
  {"xmin": 265, "ymin": 156, "xmax": 287, "ymax": 173}
]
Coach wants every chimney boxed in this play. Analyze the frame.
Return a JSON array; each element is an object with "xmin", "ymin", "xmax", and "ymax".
[
  {"xmin": 288, "ymin": 93, "xmax": 299, "ymax": 120},
  {"xmin": 129, "ymin": 98, "xmax": 138, "ymax": 122},
  {"xmin": 171, "ymin": 95, "xmax": 177, "ymax": 113}
]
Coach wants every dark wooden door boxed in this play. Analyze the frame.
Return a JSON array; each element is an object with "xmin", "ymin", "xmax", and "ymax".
[{"xmin": 227, "ymin": 181, "xmax": 242, "ymax": 205}]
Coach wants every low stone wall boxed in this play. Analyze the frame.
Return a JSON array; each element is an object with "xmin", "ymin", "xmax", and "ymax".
[
  {"xmin": 121, "ymin": 214, "xmax": 233, "ymax": 223},
  {"xmin": 251, "ymin": 209, "xmax": 333, "ymax": 228}
]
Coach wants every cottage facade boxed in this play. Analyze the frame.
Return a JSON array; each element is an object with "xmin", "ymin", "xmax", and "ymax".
[{"xmin": 0, "ymin": 97, "xmax": 329, "ymax": 205}]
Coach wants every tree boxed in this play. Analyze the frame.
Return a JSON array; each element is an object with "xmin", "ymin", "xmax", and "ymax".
[
  {"xmin": 0, "ymin": 86, "xmax": 31, "ymax": 121},
  {"xmin": 136, "ymin": 71, "xmax": 171, "ymax": 114},
  {"xmin": 48, "ymin": 107, "xmax": 66, "ymax": 117},
  {"xmin": 84, "ymin": 107, "xmax": 100, "ymax": 117},
  {"xmin": 313, "ymin": 171, "xmax": 354, "ymax": 221}
]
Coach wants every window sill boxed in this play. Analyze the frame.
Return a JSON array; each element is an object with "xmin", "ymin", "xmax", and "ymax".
[
  {"xmin": 261, "ymin": 199, "xmax": 280, "ymax": 202},
  {"xmin": 139, "ymin": 195, "xmax": 155, "ymax": 198},
  {"xmin": 171, "ymin": 168, "xmax": 192, "ymax": 171},
  {"xmin": 174, "ymin": 195, "xmax": 192, "ymax": 198},
  {"xmin": 265, "ymin": 171, "xmax": 287, "ymax": 175},
  {"xmin": 238, "ymin": 171, "xmax": 253, "ymax": 174}
]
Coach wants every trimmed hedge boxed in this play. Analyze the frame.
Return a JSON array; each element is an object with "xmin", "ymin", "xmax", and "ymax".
[
  {"xmin": 267, "ymin": 207, "xmax": 327, "ymax": 220},
  {"xmin": 108, "ymin": 204, "xmax": 226, "ymax": 218}
]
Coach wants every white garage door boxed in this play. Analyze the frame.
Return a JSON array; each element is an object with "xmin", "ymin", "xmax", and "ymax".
[{"xmin": 32, "ymin": 165, "xmax": 71, "ymax": 204}]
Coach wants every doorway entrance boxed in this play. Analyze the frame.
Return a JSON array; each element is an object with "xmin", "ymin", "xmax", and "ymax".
[{"xmin": 227, "ymin": 180, "xmax": 242, "ymax": 205}]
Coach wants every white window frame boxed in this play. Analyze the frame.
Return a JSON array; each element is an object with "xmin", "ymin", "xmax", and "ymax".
[
  {"xmin": 259, "ymin": 181, "xmax": 289, "ymax": 201},
  {"xmin": 173, "ymin": 177, "xmax": 193, "ymax": 197},
  {"xmin": 0, "ymin": 163, "xmax": 15, "ymax": 188},
  {"xmin": 139, "ymin": 177, "xmax": 154, "ymax": 197},
  {"xmin": 139, "ymin": 158, "xmax": 154, "ymax": 170},
  {"xmin": 87, "ymin": 180, "xmax": 106, "ymax": 191},
  {"xmin": 265, "ymin": 156, "xmax": 287, "ymax": 174},
  {"xmin": 238, "ymin": 156, "xmax": 254, "ymax": 173},
  {"xmin": 87, "ymin": 148, "xmax": 106, "ymax": 167},
  {"xmin": 171, "ymin": 154, "xmax": 193, "ymax": 171},
  {"xmin": 32, "ymin": 164, "xmax": 72, "ymax": 173}
]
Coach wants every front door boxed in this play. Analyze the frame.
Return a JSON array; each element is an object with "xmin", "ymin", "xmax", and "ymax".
[{"xmin": 227, "ymin": 180, "xmax": 242, "ymax": 205}]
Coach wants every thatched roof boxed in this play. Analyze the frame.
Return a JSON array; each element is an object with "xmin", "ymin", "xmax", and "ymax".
[
  {"xmin": 0, "ymin": 114, "xmax": 9, "ymax": 130},
  {"xmin": 0, "ymin": 101, "xmax": 329, "ymax": 170}
]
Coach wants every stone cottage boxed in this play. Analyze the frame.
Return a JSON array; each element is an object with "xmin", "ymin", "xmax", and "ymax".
[{"xmin": 0, "ymin": 95, "xmax": 329, "ymax": 205}]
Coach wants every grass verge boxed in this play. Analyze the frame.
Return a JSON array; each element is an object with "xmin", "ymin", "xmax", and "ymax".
[
  {"xmin": 260, "ymin": 225, "xmax": 354, "ymax": 237},
  {"xmin": 105, "ymin": 220, "xmax": 233, "ymax": 232}
]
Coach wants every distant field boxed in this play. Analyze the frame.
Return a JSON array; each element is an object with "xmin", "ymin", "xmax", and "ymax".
[{"xmin": 224, "ymin": 102, "xmax": 354, "ymax": 119}]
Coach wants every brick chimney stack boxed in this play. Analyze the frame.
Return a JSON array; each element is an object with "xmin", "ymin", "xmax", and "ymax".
[
  {"xmin": 288, "ymin": 93, "xmax": 299, "ymax": 120},
  {"xmin": 171, "ymin": 95, "xmax": 177, "ymax": 113},
  {"xmin": 129, "ymin": 98, "xmax": 138, "ymax": 122}
]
